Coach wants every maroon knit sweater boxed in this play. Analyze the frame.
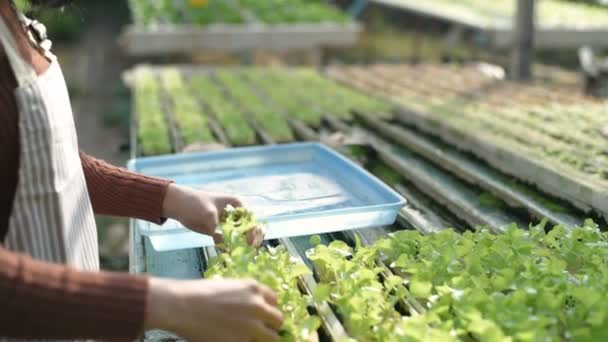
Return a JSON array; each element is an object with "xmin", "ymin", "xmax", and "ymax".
[{"xmin": 0, "ymin": 3, "xmax": 171, "ymax": 340}]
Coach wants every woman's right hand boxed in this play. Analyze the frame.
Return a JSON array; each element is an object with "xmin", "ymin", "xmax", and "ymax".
[{"xmin": 145, "ymin": 277, "xmax": 283, "ymax": 342}]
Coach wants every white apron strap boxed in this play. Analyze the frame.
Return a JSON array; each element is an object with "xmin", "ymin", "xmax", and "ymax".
[{"xmin": 0, "ymin": 13, "xmax": 37, "ymax": 87}]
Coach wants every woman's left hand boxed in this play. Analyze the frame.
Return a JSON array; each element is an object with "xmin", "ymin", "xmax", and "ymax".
[{"xmin": 161, "ymin": 184, "xmax": 263, "ymax": 245}]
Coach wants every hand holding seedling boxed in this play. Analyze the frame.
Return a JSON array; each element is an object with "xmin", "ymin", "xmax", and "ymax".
[{"xmin": 162, "ymin": 184, "xmax": 263, "ymax": 246}]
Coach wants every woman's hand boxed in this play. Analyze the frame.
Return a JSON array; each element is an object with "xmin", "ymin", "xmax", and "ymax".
[
  {"xmin": 146, "ymin": 277, "xmax": 283, "ymax": 342},
  {"xmin": 161, "ymin": 184, "xmax": 263, "ymax": 245},
  {"xmin": 162, "ymin": 184, "xmax": 240, "ymax": 237}
]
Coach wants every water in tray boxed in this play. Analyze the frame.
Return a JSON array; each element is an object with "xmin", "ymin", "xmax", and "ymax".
[{"xmin": 197, "ymin": 167, "xmax": 359, "ymax": 218}]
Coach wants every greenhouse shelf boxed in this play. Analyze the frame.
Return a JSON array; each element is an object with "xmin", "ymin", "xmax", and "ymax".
[
  {"xmin": 125, "ymin": 63, "xmax": 593, "ymax": 226},
  {"xmin": 119, "ymin": 22, "xmax": 362, "ymax": 56},
  {"xmin": 327, "ymin": 63, "xmax": 608, "ymax": 219},
  {"xmin": 124, "ymin": 0, "xmax": 361, "ymax": 56},
  {"xmin": 370, "ymin": 0, "xmax": 608, "ymax": 49},
  {"xmin": 127, "ymin": 63, "xmax": 608, "ymax": 340}
]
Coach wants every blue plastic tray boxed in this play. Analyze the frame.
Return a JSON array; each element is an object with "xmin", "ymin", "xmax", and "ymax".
[{"xmin": 128, "ymin": 142, "xmax": 406, "ymax": 251}]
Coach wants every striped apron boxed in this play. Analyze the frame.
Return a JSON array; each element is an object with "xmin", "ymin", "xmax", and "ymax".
[{"xmin": 0, "ymin": 15, "xmax": 99, "ymax": 271}]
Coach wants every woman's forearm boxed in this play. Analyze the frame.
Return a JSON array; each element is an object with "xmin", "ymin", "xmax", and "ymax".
[
  {"xmin": 0, "ymin": 245, "xmax": 148, "ymax": 340},
  {"xmin": 80, "ymin": 151, "xmax": 173, "ymax": 224}
]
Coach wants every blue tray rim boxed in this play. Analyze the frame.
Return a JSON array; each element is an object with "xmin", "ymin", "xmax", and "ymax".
[
  {"xmin": 128, "ymin": 142, "xmax": 407, "ymax": 231},
  {"xmin": 127, "ymin": 142, "xmax": 325, "ymax": 170}
]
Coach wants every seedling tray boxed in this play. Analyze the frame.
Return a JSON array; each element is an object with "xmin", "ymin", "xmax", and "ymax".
[{"xmin": 128, "ymin": 142, "xmax": 405, "ymax": 251}]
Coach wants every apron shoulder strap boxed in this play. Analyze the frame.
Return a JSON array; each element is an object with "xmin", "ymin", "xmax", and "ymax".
[{"xmin": 0, "ymin": 13, "xmax": 37, "ymax": 87}]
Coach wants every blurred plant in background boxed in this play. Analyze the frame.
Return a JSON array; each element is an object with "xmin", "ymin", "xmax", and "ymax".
[
  {"xmin": 129, "ymin": 0, "xmax": 351, "ymax": 26},
  {"xmin": 14, "ymin": 0, "xmax": 83, "ymax": 42}
]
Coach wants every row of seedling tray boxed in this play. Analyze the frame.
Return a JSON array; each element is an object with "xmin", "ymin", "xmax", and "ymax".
[
  {"xmin": 130, "ymin": 62, "xmax": 608, "ymax": 219},
  {"xmin": 127, "ymin": 65, "xmax": 390, "ymax": 155},
  {"xmin": 199, "ymin": 111, "xmax": 608, "ymax": 341},
  {"xmin": 122, "ymin": 0, "xmax": 360, "ymax": 56},
  {"xmin": 134, "ymin": 138, "xmax": 608, "ymax": 341},
  {"xmin": 207, "ymin": 211, "xmax": 608, "ymax": 341},
  {"xmin": 129, "ymin": 63, "xmax": 608, "ymax": 341},
  {"xmin": 128, "ymin": 63, "xmax": 600, "ymax": 233},
  {"xmin": 326, "ymin": 62, "xmax": 608, "ymax": 220}
]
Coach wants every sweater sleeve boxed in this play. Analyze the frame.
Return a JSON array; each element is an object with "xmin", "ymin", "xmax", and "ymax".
[
  {"xmin": 80, "ymin": 152, "xmax": 173, "ymax": 224},
  {"xmin": 0, "ymin": 244, "xmax": 149, "ymax": 340}
]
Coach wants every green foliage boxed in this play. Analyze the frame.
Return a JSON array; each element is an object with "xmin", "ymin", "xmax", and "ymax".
[
  {"xmin": 160, "ymin": 68, "xmax": 216, "ymax": 145},
  {"xmin": 244, "ymin": 68, "xmax": 391, "ymax": 127},
  {"xmin": 128, "ymin": 0, "xmax": 351, "ymax": 26},
  {"xmin": 215, "ymin": 70, "xmax": 294, "ymax": 142},
  {"xmin": 36, "ymin": 10, "xmax": 82, "ymax": 42},
  {"xmin": 13, "ymin": 0, "xmax": 29, "ymax": 12},
  {"xmin": 13, "ymin": 1, "xmax": 83, "ymax": 42},
  {"xmin": 128, "ymin": 0, "xmax": 181, "ymax": 25},
  {"xmin": 237, "ymin": 0, "xmax": 349, "ymax": 24},
  {"xmin": 244, "ymin": 69, "xmax": 324, "ymax": 127},
  {"xmin": 133, "ymin": 67, "xmax": 393, "ymax": 154},
  {"xmin": 205, "ymin": 208, "xmax": 321, "ymax": 342},
  {"xmin": 306, "ymin": 240, "xmax": 414, "ymax": 341},
  {"xmin": 133, "ymin": 69, "xmax": 171, "ymax": 155},
  {"xmin": 374, "ymin": 221, "xmax": 608, "ymax": 341},
  {"xmin": 187, "ymin": 1, "xmax": 243, "ymax": 25},
  {"xmin": 309, "ymin": 234, "xmax": 321, "ymax": 246},
  {"xmin": 189, "ymin": 75, "xmax": 257, "ymax": 146},
  {"xmin": 289, "ymin": 68, "xmax": 392, "ymax": 119},
  {"xmin": 306, "ymin": 221, "xmax": 608, "ymax": 340}
]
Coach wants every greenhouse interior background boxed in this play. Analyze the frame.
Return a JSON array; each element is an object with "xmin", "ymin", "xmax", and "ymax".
[{"xmin": 11, "ymin": 0, "xmax": 608, "ymax": 340}]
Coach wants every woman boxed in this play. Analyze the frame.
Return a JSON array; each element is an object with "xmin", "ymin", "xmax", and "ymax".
[{"xmin": 0, "ymin": 1, "xmax": 282, "ymax": 341}]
